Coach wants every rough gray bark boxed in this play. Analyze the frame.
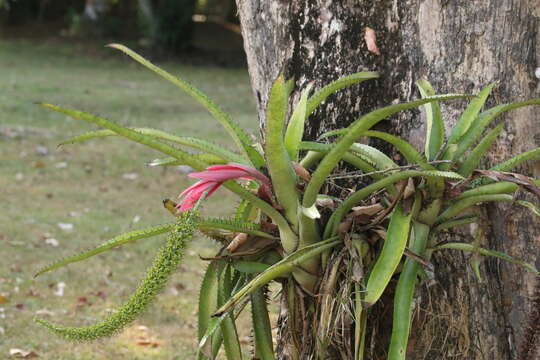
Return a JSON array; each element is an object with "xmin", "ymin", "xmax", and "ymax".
[{"xmin": 236, "ymin": 0, "xmax": 539, "ymax": 359}]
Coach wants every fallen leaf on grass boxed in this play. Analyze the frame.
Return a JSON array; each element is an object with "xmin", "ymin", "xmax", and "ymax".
[
  {"xmin": 136, "ymin": 338, "xmax": 161, "ymax": 347},
  {"xmin": 133, "ymin": 325, "xmax": 161, "ymax": 347},
  {"xmin": 57, "ymin": 223, "xmax": 74, "ymax": 232},
  {"xmin": 44, "ymin": 238, "xmax": 59, "ymax": 247},
  {"xmin": 9, "ymin": 349, "xmax": 39, "ymax": 358},
  {"xmin": 0, "ymin": 296, "xmax": 8, "ymax": 304},
  {"xmin": 35, "ymin": 309, "xmax": 55, "ymax": 317},
  {"xmin": 32, "ymin": 161, "xmax": 45, "ymax": 169},
  {"xmin": 54, "ymin": 282, "xmax": 66, "ymax": 297},
  {"xmin": 122, "ymin": 172, "xmax": 139, "ymax": 180},
  {"xmin": 34, "ymin": 145, "xmax": 49, "ymax": 156},
  {"xmin": 92, "ymin": 290, "xmax": 107, "ymax": 300},
  {"xmin": 76, "ymin": 297, "xmax": 89, "ymax": 308}
]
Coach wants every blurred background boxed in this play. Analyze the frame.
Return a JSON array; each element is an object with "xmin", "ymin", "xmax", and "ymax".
[{"xmin": 0, "ymin": 1, "xmax": 262, "ymax": 358}]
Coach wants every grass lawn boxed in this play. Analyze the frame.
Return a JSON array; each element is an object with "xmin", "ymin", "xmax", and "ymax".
[{"xmin": 0, "ymin": 38, "xmax": 261, "ymax": 359}]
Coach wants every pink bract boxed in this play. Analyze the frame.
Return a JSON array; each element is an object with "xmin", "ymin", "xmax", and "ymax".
[{"xmin": 177, "ymin": 163, "xmax": 272, "ymax": 211}]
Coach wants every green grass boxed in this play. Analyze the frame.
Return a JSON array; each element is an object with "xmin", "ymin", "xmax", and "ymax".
[{"xmin": 0, "ymin": 38, "xmax": 261, "ymax": 359}]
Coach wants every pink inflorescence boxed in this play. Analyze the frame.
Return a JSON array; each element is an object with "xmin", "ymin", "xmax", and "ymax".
[{"xmin": 177, "ymin": 163, "xmax": 271, "ymax": 211}]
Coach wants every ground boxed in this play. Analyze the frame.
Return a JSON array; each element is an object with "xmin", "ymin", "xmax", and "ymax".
[{"xmin": 0, "ymin": 38, "xmax": 260, "ymax": 359}]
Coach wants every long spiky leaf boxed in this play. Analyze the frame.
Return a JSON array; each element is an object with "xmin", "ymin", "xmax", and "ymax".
[
  {"xmin": 213, "ymin": 238, "xmax": 340, "ymax": 317},
  {"xmin": 265, "ymin": 75, "xmax": 300, "ymax": 230},
  {"xmin": 452, "ymin": 99, "xmax": 540, "ymax": 161},
  {"xmin": 197, "ymin": 217, "xmax": 278, "ymax": 239},
  {"xmin": 40, "ymin": 103, "xmax": 291, "ymax": 229},
  {"xmin": 107, "ymin": 44, "xmax": 264, "ymax": 168},
  {"xmin": 198, "ymin": 261, "xmax": 224, "ymax": 360},
  {"xmin": 457, "ymin": 122, "xmax": 505, "ymax": 177},
  {"xmin": 284, "ymin": 84, "xmax": 312, "ymax": 162},
  {"xmin": 325, "ymin": 170, "xmax": 464, "ymax": 238},
  {"xmin": 434, "ymin": 242, "xmax": 538, "ymax": 274},
  {"xmin": 491, "ymin": 147, "xmax": 540, "ymax": 172},
  {"xmin": 447, "ymin": 82, "xmax": 497, "ymax": 144},
  {"xmin": 306, "ymin": 72, "xmax": 379, "ymax": 117},
  {"xmin": 303, "ymin": 94, "xmax": 470, "ymax": 209},
  {"xmin": 60, "ymin": 127, "xmax": 247, "ymax": 164},
  {"xmin": 34, "ymin": 223, "xmax": 175, "ymax": 277},
  {"xmin": 40, "ymin": 103, "xmax": 208, "ymax": 171}
]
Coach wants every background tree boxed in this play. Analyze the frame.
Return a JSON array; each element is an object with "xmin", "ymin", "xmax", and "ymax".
[{"xmin": 236, "ymin": 1, "xmax": 539, "ymax": 359}]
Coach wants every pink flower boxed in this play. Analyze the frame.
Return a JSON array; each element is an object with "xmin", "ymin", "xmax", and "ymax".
[{"xmin": 177, "ymin": 163, "xmax": 272, "ymax": 211}]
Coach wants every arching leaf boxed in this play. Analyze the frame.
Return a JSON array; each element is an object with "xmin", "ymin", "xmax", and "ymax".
[
  {"xmin": 35, "ymin": 223, "xmax": 175, "ymax": 277},
  {"xmin": 416, "ymin": 79, "xmax": 444, "ymax": 161},
  {"xmin": 107, "ymin": 44, "xmax": 264, "ymax": 168}
]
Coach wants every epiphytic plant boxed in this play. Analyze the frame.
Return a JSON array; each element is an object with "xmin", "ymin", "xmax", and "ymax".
[{"xmin": 35, "ymin": 45, "xmax": 540, "ymax": 359}]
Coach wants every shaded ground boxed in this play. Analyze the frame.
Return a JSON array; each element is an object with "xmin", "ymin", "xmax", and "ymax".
[
  {"xmin": 0, "ymin": 38, "xmax": 260, "ymax": 359},
  {"xmin": 1, "ymin": 18, "xmax": 247, "ymax": 67}
]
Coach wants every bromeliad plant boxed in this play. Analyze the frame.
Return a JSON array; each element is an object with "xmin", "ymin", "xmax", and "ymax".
[{"xmin": 35, "ymin": 44, "xmax": 540, "ymax": 360}]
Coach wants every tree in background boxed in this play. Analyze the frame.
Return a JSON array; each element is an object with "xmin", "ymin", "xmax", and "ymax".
[{"xmin": 236, "ymin": 1, "xmax": 539, "ymax": 359}]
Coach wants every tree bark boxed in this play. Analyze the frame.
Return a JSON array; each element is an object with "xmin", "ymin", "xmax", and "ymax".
[{"xmin": 236, "ymin": 0, "xmax": 539, "ymax": 359}]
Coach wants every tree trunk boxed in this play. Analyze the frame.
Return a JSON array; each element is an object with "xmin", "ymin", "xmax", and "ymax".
[{"xmin": 236, "ymin": 0, "xmax": 539, "ymax": 359}]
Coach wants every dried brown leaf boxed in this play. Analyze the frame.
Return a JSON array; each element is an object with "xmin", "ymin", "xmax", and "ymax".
[{"xmin": 364, "ymin": 27, "xmax": 381, "ymax": 55}]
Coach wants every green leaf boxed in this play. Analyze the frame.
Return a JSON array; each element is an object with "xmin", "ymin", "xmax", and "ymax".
[
  {"xmin": 350, "ymin": 143, "xmax": 398, "ymax": 170},
  {"xmin": 363, "ymin": 131, "xmax": 428, "ymax": 167},
  {"xmin": 388, "ymin": 221, "xmax": 429, "ymax": 360},
  {"xmin": 490, "ymin": 147, "xmax": 540, "ymax": 172},
  {"xmin": 197, "ymin": 217, "xmax": 278, "ymax": 239},
  {"xmin": 265, "ymin": 75, "xmax": 300, "ymax": 230},
  {"xmin": 434, "ymin": 242, "xmax": 538, "ymax": 274},
  {"xmin": 284, "ymin": 84, "xmax": 312, "ymax": 162},
  {"xmin": 318, "ymin": 128, "xmax": 346, "ymax": 139},
  {"xmin": 40, "ymin": 103, "xmax": 208, "ymax": 171},
  {"xmin": 447, "ymin": 82, "xmax": 497, "ymax": 144},
  {"xmin": 198, "ymin": 271, "xmax": 247, "ymax": 359},
  {"xmin": 300, "ymin": 141, "xmax": 397, "ymax": 172},
  {"xmin": 325, "ymin": 170, "xmax": 464, "ymax": 238},
  {"xmin": 218, "ymin": 265, "xmax": 243, "ymax": 360},
  {"xmin": 416, "ymin": 79, "xmax": 444, "ymax": 160},
  {"xmin": 60, "ymin": 128, "xmax": 247, "ymax": 164},
  {"xmin": 306, "ymin": 72, "xmax": 379, "ymax": 117},
  {"xmin": 452, "ymin": 98, "xmax": 540, "ymax": 161},
  {"xmin": 303, "ymin": 94, "xmax": 470, "ymax": 209},
  {"xmin": 235, "ymin": 199, "xmax": 253, "ymax": 222},
  {"xmin": 455, "ymin": 182, "xmax": 518, "ymax": 200},
  {"xmin": 457, "ymin": 122, "xmax": 504, "ymax": 177},
  {"xmin": 107, "ymin": 44, "xmax": 264, "ymax": 168},
  {"xmin": 516, "ymin": 200, "xmax": 540, "ymax": 217},
  {"xmin": 434, "ymin": 216, "xmax": 478, "ymax": 232},
  {"xmin": 148, "ymin": 154, "xmax": 226, "ymax": 167},
  {"xmin": 251, "ymin": 287, "xmax": 275, "ymax": 360},
  {"xmin": 213, "ymin": 238, "xmax": 340, "ymax": 316},
  {"xmin": 232, "ymin": 261, "xmax": 271, "ymax": 274},
  {"xmin": 364, "ymin": 203, "xmax": 412, "ymax": 307},
  {"xmin": 362, "ymin": 130, "xmax": 444, "ymax": 196},
  {"xmin": 437, "ymin": 194, "xmax": 514, "ymax": 223},
  {"xmin": 34, "ymin": 223, "xmax": 175, "ymax": 277},
  {"xmin": 40, "ymin": 103, "xmax": 289, "ymax": 230},
  {"xmin": 198, "ymin": 261, "xmax": 224, "ymax": 360}
]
